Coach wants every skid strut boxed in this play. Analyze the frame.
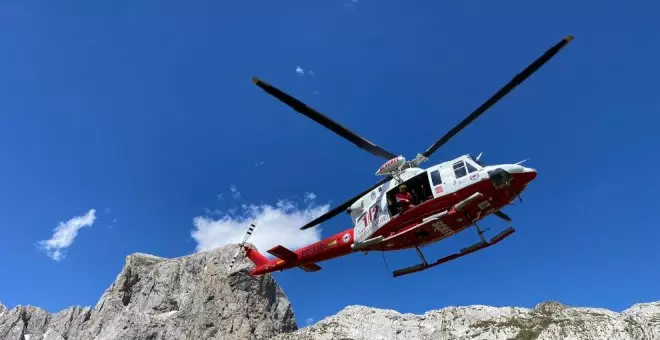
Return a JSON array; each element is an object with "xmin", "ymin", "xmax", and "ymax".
[{"xmin": 414, "ymin": 245, "xmax": 428, "ymax": 266}]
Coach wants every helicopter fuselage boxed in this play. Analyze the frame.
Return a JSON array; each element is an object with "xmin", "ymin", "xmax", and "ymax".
[{"xmin": 247, "ymin": 155, "xmax": 536, "ymax": 276}]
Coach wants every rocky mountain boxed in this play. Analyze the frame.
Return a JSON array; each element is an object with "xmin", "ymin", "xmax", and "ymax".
[
  {"xmin": 273, "ymin": 301, "xmax": 660, "ymax": 340},
  {"xmin": 1, "ymin": 244, "xmax": 658, "ymax": 340},
  {"xmin": 0, "ymin": 244, "xmax": 296, "ymax": 340}
]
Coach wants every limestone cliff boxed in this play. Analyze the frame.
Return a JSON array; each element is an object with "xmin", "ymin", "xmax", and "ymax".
[
  {"xmin": 272, "ymin": 301, "xmax": 660, "ymax": 340},
  {"xmin": 2, "ymin": 245, "xmax": 659, "ymax": 340},
  {"xmin": 0, "ymin": 244, "xmax": 296, "ymax": 340}
]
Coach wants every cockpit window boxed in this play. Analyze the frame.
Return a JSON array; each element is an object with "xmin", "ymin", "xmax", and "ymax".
[
  {"xmin": 470, "ymin": 154, "xmax": 485, "ymax": 167},
  {"xmin": 466, "ymin": 161, "xmax": 478, "ymax": 173},
  {"xmin": 453, "ymin": 161, "xmax": 467, "ymax": 178}
]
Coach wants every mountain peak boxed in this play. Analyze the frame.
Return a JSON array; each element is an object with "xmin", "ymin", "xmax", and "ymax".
[{"xmin": 0, "ymin": 244, "xmax": 296, "ymax": 340}]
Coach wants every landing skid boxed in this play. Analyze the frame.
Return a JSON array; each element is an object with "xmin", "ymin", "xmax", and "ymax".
[{"xmin": 392, "ymin": 226, "xmax": 516, "ymax": 278}]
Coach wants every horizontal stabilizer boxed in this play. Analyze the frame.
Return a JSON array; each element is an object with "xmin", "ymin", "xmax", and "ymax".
[
  {"xmin": 298, "ymin": 263, "xmax": 322, "ymax": 272},
  {"xmin": 267, "ymin": 245, "xmax": 298, "ymax": 261}
]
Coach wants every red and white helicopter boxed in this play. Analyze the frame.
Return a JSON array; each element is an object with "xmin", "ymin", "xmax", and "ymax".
[{"xmin": 229, "ymin": 36, "xmax": 573, "ymax": 278}]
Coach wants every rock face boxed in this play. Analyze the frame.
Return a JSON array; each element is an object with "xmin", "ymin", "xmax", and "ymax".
[
  {"xmin": 272, "ymin": 301, "xmax": 660, "ymax": 340},
  {"xmin": 3, "ymin": 245, "xmax": 659, "ymax": 340},
  {"xmin": 0, "ymin": 244, "xmax": 296, "ymax": 340}
]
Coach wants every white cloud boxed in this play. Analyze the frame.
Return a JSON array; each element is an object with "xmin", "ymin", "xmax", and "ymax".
[
  {"xmin": 191, "ymin": 195, "xmax": 329, "ymax": 255},
  {"xmin": 230, "ymin": 185, "xmax": 242, "ymax": 199},
  {"xmin": 305, "ymin": 317, "xmax": 315, "ymax": 326},
  {"xmin": 304, "ymin": 192, "xmax": 317, "ymax": 204},
  {"xmin": 37, "ymin": 209, "xmax": 97, "ymax": 261},
  {"xmin": 296, "ymin": 67, "xmax": 317, "ymax": 77},
  {"xmin": 204, "ymin": 208, "xmax": 223, "ymax": 216}
]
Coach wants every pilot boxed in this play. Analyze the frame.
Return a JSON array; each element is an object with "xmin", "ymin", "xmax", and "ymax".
[{"xmin": 395, "ymin": 184, "xmax": 414, "ymax": 213}]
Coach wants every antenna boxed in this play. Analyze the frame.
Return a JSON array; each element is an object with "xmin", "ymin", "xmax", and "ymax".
[{"xmin": 228, "ymin": 223, "xmax": 256, "ymax": 271}]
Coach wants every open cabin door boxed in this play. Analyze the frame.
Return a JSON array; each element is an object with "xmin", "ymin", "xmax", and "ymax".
[{"xmin": 385, "ymin": 171, "xmax": 433, "ymax": 216}]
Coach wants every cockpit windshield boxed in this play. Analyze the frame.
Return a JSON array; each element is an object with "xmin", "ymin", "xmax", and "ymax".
[{"xmin": 468, "ymin": 154, "xmax": 485, "ymax": 167}]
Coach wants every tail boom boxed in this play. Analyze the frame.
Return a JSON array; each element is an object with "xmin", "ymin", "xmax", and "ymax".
[
  {"xmin": 244, "ymin": 246, "xmax": 269, "ymax": 267},
  {"xmin": 246, "ymin": 229, "xmax": 356, "ymax": 277}
]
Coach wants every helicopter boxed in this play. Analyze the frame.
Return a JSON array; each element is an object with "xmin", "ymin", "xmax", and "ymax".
[{"xmin": 229, "ymin": 35, "xmax": 573, "ymax": 278}]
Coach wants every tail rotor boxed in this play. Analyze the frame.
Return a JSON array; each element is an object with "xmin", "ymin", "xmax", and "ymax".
[{"xmin": 228, "ymin": 223, "xmax": 256, "ymax": 271}]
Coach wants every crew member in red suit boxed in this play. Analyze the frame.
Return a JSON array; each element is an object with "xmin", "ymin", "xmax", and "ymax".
[{"xmin": 395, "ymin": 184, "xmax": 414, "ymax": 213}]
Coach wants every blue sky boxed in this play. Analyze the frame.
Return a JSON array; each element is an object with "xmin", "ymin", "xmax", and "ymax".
[{"xmin": 1, "ymin": 0, "xmax": 659, "ymax": 327}]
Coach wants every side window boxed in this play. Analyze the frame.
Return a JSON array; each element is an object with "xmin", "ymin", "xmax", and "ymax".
[
  {"xmin": 466, "ymin": 161, "xmax": 478, "ymax": 173},
  {"xmin": 430, "ymin": 170, "xmax": 442, "ymax": 185},
  {"xmin": 453, "ymin": 161, "xmax": 467, "ymax": 179}
]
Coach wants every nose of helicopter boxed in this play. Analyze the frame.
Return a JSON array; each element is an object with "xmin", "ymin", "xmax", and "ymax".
[
  {"xmin": 521, "ymin": 166, "xmax": 537, "ymax": 182},
  {"xmin": 488, "ymin": 164, "xmax": 537, "ymax": 186},
  {"xmin": 508, "ymin": 165, "xmax": 537, "ymax": 182}
]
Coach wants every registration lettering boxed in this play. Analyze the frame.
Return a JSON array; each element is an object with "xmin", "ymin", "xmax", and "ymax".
[{"xmin": 301, "ymin": 243, "xmax": 327, "ymax": 257}]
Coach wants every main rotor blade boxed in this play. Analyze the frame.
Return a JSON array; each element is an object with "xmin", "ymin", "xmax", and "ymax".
[
  {"xmin": 300, "ymin": 175, "xmax": 392, "ymax": 230},
  {"xmin": 421, "ymin": 35, "xmax": 574, "ymax": 159},
  {"xmin": 252, "ymin": 77, "xmax": 398, "ymax": 160}
]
